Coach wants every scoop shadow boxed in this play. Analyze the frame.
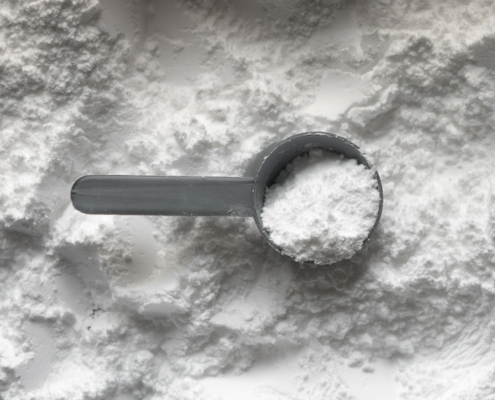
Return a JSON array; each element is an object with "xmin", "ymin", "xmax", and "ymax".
[{"xmin": 293, "ymin": 258, "xmax": 369, "ymax": 294}]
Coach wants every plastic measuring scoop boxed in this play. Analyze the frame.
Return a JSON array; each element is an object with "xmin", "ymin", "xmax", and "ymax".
[{"xmin": 71, "ymin": 132, "xmax": 383, "ymax": 264}]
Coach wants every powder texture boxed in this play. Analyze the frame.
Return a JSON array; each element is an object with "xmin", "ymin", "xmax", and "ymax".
[
  {"xmin": 262, "ymin": 149, "xmax": 380, "ymax": 264},
  {"xmin": 2, "ymin": 0, "xmax": 495, "ymax": 399}
]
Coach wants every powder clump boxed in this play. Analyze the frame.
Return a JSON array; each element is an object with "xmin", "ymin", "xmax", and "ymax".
[{"xmin": 262, "ymin": 149, "xmax": 380, "ymax": 264}]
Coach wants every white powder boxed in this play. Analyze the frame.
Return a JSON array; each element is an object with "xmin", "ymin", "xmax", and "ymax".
[
  {"xmin": 2, "ymin": 0, "xmax": 495, "ymax": 399},
  {"xmin": 262, "ymin": 149, "xmax": 380, "ymax": 265}
]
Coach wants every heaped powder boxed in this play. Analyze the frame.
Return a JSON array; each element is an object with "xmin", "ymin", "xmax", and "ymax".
[
  {"xmin": 261, "ymin": 149, "xmax": 380, "ymax": 265},
  {"xmin": 2, "ymin": 0, "xmax": 495, "ymax": 399}
]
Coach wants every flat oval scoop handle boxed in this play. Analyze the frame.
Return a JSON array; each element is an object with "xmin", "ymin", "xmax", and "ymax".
[{"xmin": 71, "ymin": 175, "xmax": 256, "ymax": 217}]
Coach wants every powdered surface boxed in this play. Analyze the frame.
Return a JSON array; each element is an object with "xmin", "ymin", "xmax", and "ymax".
[
  {"xmin": 262, "ymin": 150, "xmax": 380, "ymax": 264},
  {"xmin": 2, "ymin": 1, "xmax": 495, "ymax": 399}
]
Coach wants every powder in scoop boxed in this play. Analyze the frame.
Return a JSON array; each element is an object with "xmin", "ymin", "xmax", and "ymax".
[{"xmin": 261, "ymin": 149, "xmax": 380, "ymax": 264}]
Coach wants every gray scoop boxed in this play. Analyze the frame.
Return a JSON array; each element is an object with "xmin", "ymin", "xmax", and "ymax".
[{"xmin": 71, "ymin": 132, "xmax": 383, "ymax": 264}]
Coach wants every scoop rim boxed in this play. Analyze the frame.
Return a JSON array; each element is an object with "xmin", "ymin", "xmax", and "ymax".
[{"xmin": 252, "ymin": 131, "xmax": 383, "ymax": 266}]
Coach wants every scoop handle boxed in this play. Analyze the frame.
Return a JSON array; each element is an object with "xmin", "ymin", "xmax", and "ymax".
[{"xmin": 71, "ymin": 175, "xmax": 256, "ymax": 217}]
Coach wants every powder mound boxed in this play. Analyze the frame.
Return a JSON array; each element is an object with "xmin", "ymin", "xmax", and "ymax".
[{"xmin": 261, "ymin": 149, "xmax": 380, "ymax": 265}]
